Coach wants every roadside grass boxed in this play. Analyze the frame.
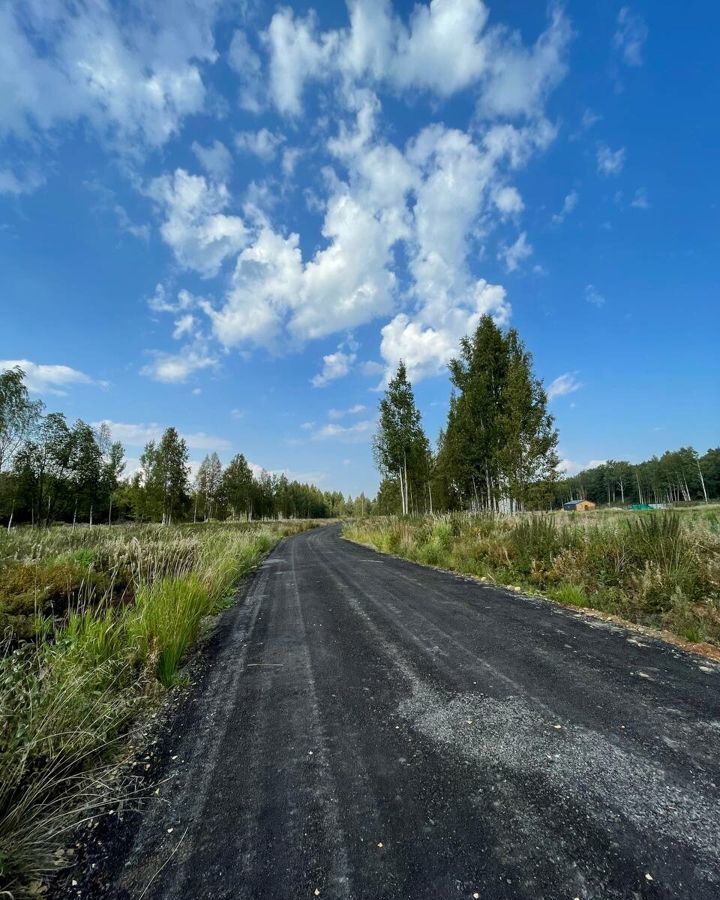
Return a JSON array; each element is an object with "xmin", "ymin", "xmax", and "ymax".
[
  {"xmin": 344, "ymin": 509, "xmax": 720, "ymax": 647},
  {"xmin": 0, "ymin": 520, "xmax": 318, "ymax": 898}
]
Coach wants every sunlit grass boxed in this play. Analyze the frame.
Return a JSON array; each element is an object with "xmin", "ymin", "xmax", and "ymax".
[{"xmin": 0, "ymin": 519, "xmax": 318, "ymax": 897}]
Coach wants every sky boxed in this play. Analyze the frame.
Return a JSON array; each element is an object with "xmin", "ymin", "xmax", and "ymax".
[{"xmin": 1, "ymin": 0, "xmax": 719, "ymax": 496}]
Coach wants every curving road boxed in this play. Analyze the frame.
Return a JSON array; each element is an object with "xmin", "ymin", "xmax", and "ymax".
[{"xmin": 112, "ymin": 524, "xmax": 720, "ymax": 900}]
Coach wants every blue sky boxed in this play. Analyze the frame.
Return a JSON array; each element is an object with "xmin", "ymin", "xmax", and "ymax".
[{"xmin": 1, "ymin": 0, "xmax": 718, "ymax": 495}]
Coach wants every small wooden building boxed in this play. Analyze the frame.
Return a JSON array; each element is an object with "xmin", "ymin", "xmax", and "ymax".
[{"xmin": 563, "ymin": 499, "xmax": 597, "ymax": 512}]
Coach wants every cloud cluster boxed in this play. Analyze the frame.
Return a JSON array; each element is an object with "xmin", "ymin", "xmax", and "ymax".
[
  {"xmin": 259, "ymin": 0, "xmax": 570, "ymax": 119},
  {"xmin": 1, "ymin": 1, "xmax": 220, "ymax": 150},
  {"xmin": 3, "ymin": 1, "xmax": 576, "ymax": 387}
]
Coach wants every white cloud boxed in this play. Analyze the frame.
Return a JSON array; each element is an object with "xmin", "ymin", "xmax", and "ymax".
[
  {"xmin": 141, "ymin": 5, "xmax": 568, "ymax": 385},
  {"xmin": 313, "ymin": 420, "xmax": 374, "ymax": 441},
  {"xmin": 552, "ymin": 189, "xmax": 578, "ymax": 224},
  {"xmin": 493, "ymin": 185, "xmax": 524, "ymax": 216},
  {"xmin": 328, "ymin": 404, "xmax": 367, "ymax": 419},
  {"xmin": 192, "ymin": 140, "xmax": 233, "ymax": 181},
  {"xmin": 140, "ymin": 344, "xmax": 217, "ymax": 383},
  {"xmin": 0, "ymin": 1, "xmax": 219, "ymax": 149},
  {"xmin": 477, "ymin": 6, "xmax": 571, "ymax": 119},
  {"xmin": 172, "ymin": 314, "xmax": 197, "ymax": 340},
  {"xmin": 379, "ymin": 280, "xmax": 510, "ymax": 382},
  {"xmin": 547, "ymin": 372, "xmax": 583, "ymax": 400},
  {"xmin": 264, "ymin": 1, "xmax": 571, "ymax": 119},
  {"xmin": 614, "ymin": 7, "xmax": 648, "ymax": 67},
  {"xmin": 235, "ymin": 129, "xmax": 285, "ymax": 161},
  {"xmin": 499, "ymin": 231, "xmax": 533, "ymax": 272},
  {"xmin": 95, "ymin": 420, "xmax": 231, "ymax": 450},
  {"xmin": 597, "ymin": 144, "xmax": 625, "ymax": 176},
  {"xmin": 0, "ymin": 359, "xmax": 103, "ymax": 395},
  {"xmin": 631, "ymin": 188, "xmax": 650, "ymax": 209},
  {"xmin": 147, "ymin": 169, "xmax": 247, "ymax": 277},
  {"xmin": 264, "ymin": 8, "xmax": 337, "ymax": 115},
  {"xmin": 147, "ymin": 284, "xmax": 195, "ymax": 314},
  {"xmin": 557, "ymin": 457, "xmax": 608, "ymax": 476},
  {"xmin": 585, "ymin": 284, "xmax": 606, "ymax": 307},
  {"xmin": 311, "ymin": 349, "xmax": 357, "ymax": 387}
]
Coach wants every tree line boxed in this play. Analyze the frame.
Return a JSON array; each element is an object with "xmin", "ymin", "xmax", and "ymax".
[
  {"xmin": 554, "ymin": 447, "xmax": 719, "ymax": 507},
  {"xmin": 374, "ymin": 315, "xmax": 559, "ymax": 514},
  {"xmin": 0, "ymin": 366, "xmax": 370, "ymax": 527}
]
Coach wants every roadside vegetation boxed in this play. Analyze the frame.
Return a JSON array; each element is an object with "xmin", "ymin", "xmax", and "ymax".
[
  {"xmin": 0, "ymin": 519, "xmax": 316, "ymax": 898},
  {"xmin": 345, "ymin": 507, "xmax": 720, "ymax": 647}
]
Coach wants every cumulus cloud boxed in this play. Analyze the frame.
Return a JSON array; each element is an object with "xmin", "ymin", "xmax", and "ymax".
[
  {"xmin": 547, "ymin": 372, "xmax": 583, "ymax": 400},
  {"xmin": 0, "ymin": 360, "xmax": 103, "ymax": 395},
  {"xmin": 139, "ymin": 2, "xmax": 570, "ymax": 385},
  {"xmin": 147, "ymin": 169, "xmax": 247, "ymax": 277},
  {"xmin": 614, "ymin": 7, "xmax": 648, "ymax": 67},
  {"xmin": 140, "ymin": 343, "xmax": 217, "ymax": 384},
  {"xmin": 311, "ymin": 349, "xmax": 357, "ymax": 387},
  {"xmin": 597, "ymin": 144, "xmax": 625, "ymax": 176},
  {"xmin": 380, "ymin": 280, "xmax": 510, "ymax": 382},
  {"xmin": 263, "ymin": 1, "xmax": 571, "ymax": 119},
  {"xmin": 0, "ymin": 0, "xmax": 219, "ymax": 149},
  {"xmin": 95, "ymin": 420, "xmax": 231, "ymax": 450}
]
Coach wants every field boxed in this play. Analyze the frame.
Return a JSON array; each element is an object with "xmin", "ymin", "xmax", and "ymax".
[
  {"xmin": 345, "ymin": 507, "xmax": 720, "ymax": 648},
  {"xmin": 0, "ymin": 520, "xmax": 317, "ymax": 898}
]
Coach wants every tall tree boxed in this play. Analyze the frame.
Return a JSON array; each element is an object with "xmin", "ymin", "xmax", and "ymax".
[
  {"xmin": 139, "ymin": 428, "xmax": 189, "ymax": 524},
  {"xmin": 223, "ymin": 453, "xmax": 254, "ymax": 519},
  {"xmin": 498, "ymin": 330, "xmax": 558, "ymax": 511},
  {"xmin": 374, "ymin": 362, "xmax": 430, "ymax": 515},
  {"xmin": 0, "ymin": 366, "xmax": 43, "ymax": 474}
]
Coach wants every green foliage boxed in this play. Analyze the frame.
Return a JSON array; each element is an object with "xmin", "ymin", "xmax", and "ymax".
[
  {"xmin": 437, "ymin": 315, "xmax": 558, "ymax": 514},
  {"xmin": 374, "ymin": 362, "xmax": 431, "ymax": 515}
]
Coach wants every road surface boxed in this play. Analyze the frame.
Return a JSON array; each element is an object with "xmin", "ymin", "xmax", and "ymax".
[{"xmin": 112, "ymin": 524, "xmax": 720, "ymax": 900}]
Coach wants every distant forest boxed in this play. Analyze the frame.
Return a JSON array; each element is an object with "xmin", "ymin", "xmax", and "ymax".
[
  {"xmin": 553, "ymin": 448, "xmax": 719, "ymax": 507},
  {"xmin": 0, "ymin": 367, "xmax": 371, "ymax": 526}
]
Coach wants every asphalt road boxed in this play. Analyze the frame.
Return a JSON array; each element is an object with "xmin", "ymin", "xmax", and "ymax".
[{"xmin": 112, "ymin": 524, "xmax": 720, "ymax": 900}]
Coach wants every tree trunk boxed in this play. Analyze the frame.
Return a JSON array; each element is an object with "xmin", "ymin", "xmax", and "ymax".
[
  {"xmin": 7, "ymin": 498, "xmax": 14, "ymax": 533},
  {"xmin": 72, "ymin": 498, "xmax": 77, "ymax": 530},
  {"xmin": 108, "ymin": 496, "xmax": 113, "ymax": 526},
  {"xmin": 697, "ymin": 458, "xmax": 709, "ymax": 503},
  {"xmin": 89, "ymin": 504, "xmax": 93, "ymax": 527}
]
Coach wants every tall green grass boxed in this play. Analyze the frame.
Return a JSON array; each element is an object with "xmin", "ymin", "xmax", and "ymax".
[
  {"xmin": 0, "ymin": 520, "xmax": 315, "ymax": 898},
  {"xmin": 345, "ymin": 510, "xmax": 720, "ymax": 645}
]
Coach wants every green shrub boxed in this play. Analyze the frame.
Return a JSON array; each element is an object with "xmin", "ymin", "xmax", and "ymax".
[
  {"xmin": 550, "ymin": 583, "xmax": 588, "ymax": 607},
  {"xmin": 131, "ymin": 574, "xmax": 210, "ymax": 687},
  {"xmin": 509, "ymin": 516, "xmax": 558, "ymax": 575}
]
